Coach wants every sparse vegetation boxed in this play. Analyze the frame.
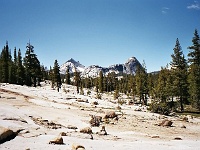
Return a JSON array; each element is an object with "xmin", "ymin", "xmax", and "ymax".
[{"xmin": 0, "ymin": 29, "xmax": 200, "ymax": 112}]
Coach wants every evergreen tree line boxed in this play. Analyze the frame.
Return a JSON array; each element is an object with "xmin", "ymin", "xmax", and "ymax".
[
  {"xmin": 0, "ymin": 41, "xmax": 57, "ymax": 87},
  {"xmin": 1, "ymin": 29, "xmax": 200, "ymax": 113},
  {"xmin": 68, "ymin": 29, "xmax": 200, "ymax": 112}
]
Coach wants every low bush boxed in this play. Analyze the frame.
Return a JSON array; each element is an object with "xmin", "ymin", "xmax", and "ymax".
[{"xmin": 149, "ymin": 101, "xmax": 171, "ymax": 115}]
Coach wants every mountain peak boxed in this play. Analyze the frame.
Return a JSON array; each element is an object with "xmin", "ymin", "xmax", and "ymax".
[
  {"xmin": 60, "ymin": 58, "xmax": 85, "ymax": 74},
  {"xmin": 67, "ymin": 58, "xmax": 77, "ymax": 64},
  {"xmin": 60, "ymin": 57, "xmax": 141, "ymax": 77}
]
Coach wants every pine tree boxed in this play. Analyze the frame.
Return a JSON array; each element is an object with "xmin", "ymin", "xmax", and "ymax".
[
  {"xmin": 74, "ymin": 69, "xmax": 80, "ymax": 93},
  {"xmin": 170, "ymin": 38, "xmax": 188, "ymax": 111},
  {"xmin": 10, "ymin": 47, "xmax": 17, "ymax": 84},
  {"xmin": 16, "ymin": 49, "xmax": 25, "ymax": 85},
  {"xmin": 147, "ymin": 73, "xmax": 156, "ymax": 99},
  {"xmin": 49, "ymin": 66, "xmax": 55, "ymax": 88},
  {"xmin": 188, "ymin": 29, "xmax": 200, "ymax": 110},
  {"xmin": 53, "ymin": 60, "xmax": 62, "ymax": 91},
  {"xmin": 65, "ymin": 67, "xmax": 70, "ymax": 84},
  {"xmin": 155, "ymin": 66, "xmax": 169, "ymax": 102},
  {"xmin": 135, "ymin": 62, "xmax": 148, "ymax": 105},
  {"xmin": 0, "ymin": 42, "xmax": 10, "ymax": 83},
  {"xmin": 98, "ymin": 70, "xmax": 104, "ymax": 93},
  {"xmin": 23, "ymin": 42, "xmax": 41, "ymax": 87}
]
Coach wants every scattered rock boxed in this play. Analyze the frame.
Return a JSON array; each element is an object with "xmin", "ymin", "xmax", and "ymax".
[
  {"xmin": 92, "ymin": 101, "xmax": 98, "ymax": 105},
  {"xmin": 122, "ymin": 116, "xmax": 126, "ymax": 119},
  {"xmin": 7, "ymin": 97, "xmax": 16, "ymax": 99},
  {"xmin": 104, "ymin": 111, "xmax": 117, "ymax": 119},
  {"xmin": 60, "ymin": 132, "xmax": 67, "ymax": 136},
  {"xmin": 89, "ymin": 115, "xmax": 102, "ymax": 127},
  {"xmin": 76, "ymin": 98, "xmax": 88, "ymax": 103},
  {"xmin": 180, "ymin": 124, "xmax": 186, "ymax": 128},
  {"xmin": 3, "ymin": 117, "xmax": 27, "ymax": 124},
  {"xmin": 72, "ymin": 143, "xmax": 85, "ymax": 150},
  {"xmin": 49, "ymin": 136, "xmax": 63, "ymax": 144},
  {"xmin": 159, "ymin": 119, "xmax": 173, "ymax": 127},
  {"xmin": 67, "ymin": 125, "xmax": 78, "ymax": 130},
  {"xmin": 116, "ymin": 106, "xmax": 121, "ymax": 110},
  {"xmin": 151, "ymin": 135, "xmax": 160, "ymax": 138},
  {"xmin": 31, "ymin": 117, "xmax": 64, "ymax": 129},
  {"xmin": 174, "ymin": 137, "xmax": 182, "ymax": 140},
  {"xmin": 103, "ymin": 118, "xmax": 110, "ymax": 124},
  {"xmin": 80, "ymin": 127, "xmax": 92, "ymax": 134},
  {"xmin": 0, "ymin": 126, "xmax": 16, "ymax": 144},
  {"xmin": 134, "ymin": 107, "xmax": 142, "ymax": 111},
  {"xmin": 182, "ymin": 116, "xmax": 189, "ymax": 122},
  {"xmin": 97, "ymin": 126, "xmax": 107, "ymax": 135}
]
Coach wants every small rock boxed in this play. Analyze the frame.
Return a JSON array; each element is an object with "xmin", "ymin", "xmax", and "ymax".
[
  {"xmin": 49, "ymin": 136, "xmax": 63, "ymax": 144},
  {"xmin": 182, "ymin": 116, "xmax": 188, "ymax": 122},
  {"xmin": 180, "ymin": 124, "xmax": 186, "ymax": 128},
  {"xmin": 80, "ymin": 127, "xmax": 92, "ymax": 134},
  {"xmin": 134, "ymin": 107, "xmax": 142, "ymax": 111},
  {"xmin": 60, "ymin": 132, "xmax": 67, "ymax": 136},
  {"xmin": 116, "ymin": 106, "xmax": 121, "ymax": 110},
  {"xmin": 174, "ymin": 137, "xmax": 182, "ymax": 140},
  {"xmin": 151, "ymin": 135, "xmax": 160, "ymax": 138},
  {"xmin": 92, "ymin": 101, "xmax": 98, "ymax": 105},
  {"xmin": 122, "ymin": 117, "xmax": 126, "ymax": 119},
  {"xmin": 159, "ymin": 119, "xmax": 173, "ymax": 127},
  {"xmin": 67, "ymin": 125, "xmax": 78, "ymax": 130},
  {"xmin": 97, "ymin": 126, "xmax": 107, "ymax": 135},
  {"xmin": 104, "ymin": 111, "xmax": 117, "ymax": 119},
  {"xmin": 72, "ymin": 143, "xmax": 85, "ymax": 150}
]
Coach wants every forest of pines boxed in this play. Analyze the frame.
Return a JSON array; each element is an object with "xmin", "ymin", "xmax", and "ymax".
[{"xmin": 0, "ymin": 29, "xmax": 200, "ymax": 113}]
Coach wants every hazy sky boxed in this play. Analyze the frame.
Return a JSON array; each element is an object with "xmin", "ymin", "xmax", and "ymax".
[{"xmin": 0, "ymin": 0, "xmax": 199, "ymax": 72}]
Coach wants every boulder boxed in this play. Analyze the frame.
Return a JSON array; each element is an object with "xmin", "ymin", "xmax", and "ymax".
[
  {"xmin": 60, "ymin": 132, "xmax": 67, "ymax": 136},
  {"xmin": 104, "ymin": 111, "xmax": 117, "ymax": 119},
  {"xmin": 72, "ymin": 143, "xmax": 85, "ymax": 150},
  {"xmin": 80, "ymin": 127, "xmax": 92, "ymax": 134},
  {"xmin": 49, "ymin": 136, "xmax": 63, "ymax": 144},
  {"xmin": 0, "ymin": 126, "xmax": 16, "ymax": 144},
  {"xmin": 159, "ymin": 119, "xmax": 173, "ymax": 127},
  {"xmin": 97, "ymin": 126, "xmax": 107, "ymax": 135},
  {"xmin": 89, "ymin": 115, "xmax": 102, "ymax": 127}
]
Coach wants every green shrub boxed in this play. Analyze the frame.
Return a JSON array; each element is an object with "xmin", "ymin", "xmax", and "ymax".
[{"xmin": 149, "ymin": 101, "xmax": 171, "ymax": 115}]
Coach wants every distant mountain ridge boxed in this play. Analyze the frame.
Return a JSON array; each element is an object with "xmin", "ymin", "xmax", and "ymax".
[{"xmin": 60, "ymin": 57, "xmax": 141, "ymax": 77}]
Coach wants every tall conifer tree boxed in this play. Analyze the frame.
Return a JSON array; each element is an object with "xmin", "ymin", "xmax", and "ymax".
[
  {"xmin": 170, "ymin": 38, "xmax": 188, "ymax": 111},
  {"xmin": 53, "ymin": 59, "xmax": 61, "ymax": 91},
  {"xmin": 16, "ymin": 49, "xmax": 24, "ymax": 85},
  {"xmin": 23, "ymin": 42, "xmax": 41, "ymax": 87},
  {"xmin": 188, "ymin": 29, "xmax": 200, "ymax": 110}
]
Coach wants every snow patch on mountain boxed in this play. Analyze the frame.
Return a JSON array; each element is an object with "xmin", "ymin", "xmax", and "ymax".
[
  {"xmin": 60, "ymin": 58, "xmax": 85, "ymax": 74},
  {"xmin": 60, "ymin": 57, "xmax": 141, "ymax": 77}
]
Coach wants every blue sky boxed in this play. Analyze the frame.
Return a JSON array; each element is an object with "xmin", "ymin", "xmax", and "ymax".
[{"xmin": 0, "ymin": 0, "xmax": 200, "ymax": 72}]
